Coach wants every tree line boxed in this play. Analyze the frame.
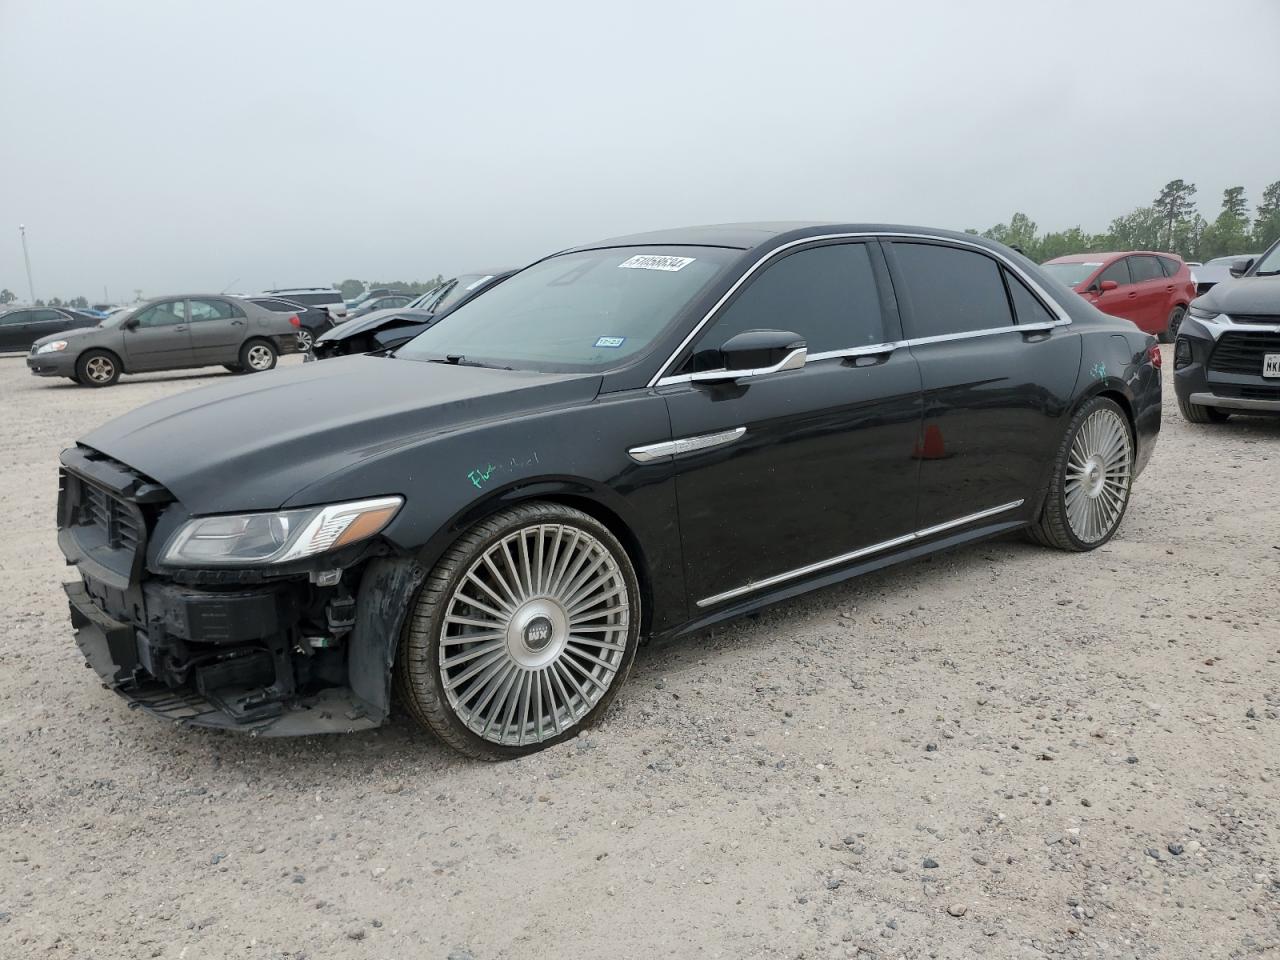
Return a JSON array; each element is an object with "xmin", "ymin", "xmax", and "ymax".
[{"xmin": 972, "ymin": 179, "xmax": 1280, "ymax": 264}]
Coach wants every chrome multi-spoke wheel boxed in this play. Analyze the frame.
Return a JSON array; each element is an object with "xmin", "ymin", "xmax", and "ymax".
[
  {"xmin": 396, "ymin": 503, "xmax": 640, "ymax": 758},
  {"xmin": 1029, "ymin": 396, "xmax": 1133, "ymax": 552},
  {"xmin": 296, "ymin": 330, "xmax": 314, "ymax": 351},
  {"xmin": 1063, "ymin": 407, "xmax": 1132, "ymax": 544}
]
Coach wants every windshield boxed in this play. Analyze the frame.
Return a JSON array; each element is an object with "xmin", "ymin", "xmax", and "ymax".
[
  {"xmin": 433, "ymin": 274, "xmax": 493, "ymax": 313},
  {"xmin": 1255, "ymin": 244, "xmax": 1280, "ymax": 276},
  {"xmin": 1041, "ymin": 261, "xmax": 1103, "ymax": 286},
  {"xmin": 396, "ymin": 246, "xmax": 734, "ymax": 372},
  {"xmin": 407, "ymin": 283, "xmax": 447, "ymax": 310},
  {"xmin": 97, "ymin": 304, "xmax": 142, "ymax": 327}
]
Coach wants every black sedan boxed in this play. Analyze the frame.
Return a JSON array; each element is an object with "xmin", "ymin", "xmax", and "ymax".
[
  {"xmin": 1173, "ymin": 237, "xmax": 1280, "ymax": 423},
  {"xmin": 54, "ymin": 222, "xmax": 1160, "ymax": 758},
  {"xmin": 309, "ymin": 270, "xmax": 514, "ymax": 359},
  {"xmin": 245, "ymin": 296, "xmax": 335, "ymax": 352},
  {"xmin": 0, "ymin": 306, "xmax": 102, "ymax": 352}
]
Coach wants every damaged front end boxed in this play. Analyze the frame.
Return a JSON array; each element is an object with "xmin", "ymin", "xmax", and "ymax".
[{"xmin": 59, "ymin": 445, "xmax": 426, "ymax": 736}]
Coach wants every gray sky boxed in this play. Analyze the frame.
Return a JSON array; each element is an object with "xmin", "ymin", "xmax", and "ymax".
[{"xmin": 2, "ymin": 0, "xmax": 1279, "ymax": 301}]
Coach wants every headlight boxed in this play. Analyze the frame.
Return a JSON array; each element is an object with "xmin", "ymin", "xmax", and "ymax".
[
  {"xmin": 161, "ymin": 496, "xmax": 402, "ymax": 566},
  {"xmin": 1187, "ymin": 306, "xmax": 1222, "ymax": 322},
  {"xmin": 36, "ymin": 340, "xmax": 68, "ymax": 354}
]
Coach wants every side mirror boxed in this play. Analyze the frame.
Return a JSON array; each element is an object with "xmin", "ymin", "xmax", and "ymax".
[
  {"xmin": 690, "ymin": 329, "xmax": 807, "ymax": 384},
  {"xmin": 122, "ymin": 317, "xmax": 139, "ymax": 330},
  {"xmin": 1098, "ymin": 280, "xmax": 1119, "ymax": 292},
  {"xmin": 1229, "ymin": 257, "xmax": 1254, "ymax": 278}
]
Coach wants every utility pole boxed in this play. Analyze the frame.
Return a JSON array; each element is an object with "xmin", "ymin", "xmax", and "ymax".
[{"xmin": 19, "ymin": 224, "xmax": 34, "ymax": 303}]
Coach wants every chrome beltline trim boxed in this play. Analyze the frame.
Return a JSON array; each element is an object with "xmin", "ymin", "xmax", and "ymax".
[
  {"xmin": 695, "ymin": 498, "xmax": 1026, "ymax": 608},
  {"xmin": 628, "ymin": 426, "xmax": 747, "ymax": 463},
  {"xmin": 647, "ymin": 231, "xmax": 1072, "ymax": 388}
]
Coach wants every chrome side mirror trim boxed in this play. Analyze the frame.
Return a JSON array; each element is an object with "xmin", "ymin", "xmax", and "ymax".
[{"xmin": 687, "ymin": 346, "xmax": 807, "ymax": 384}]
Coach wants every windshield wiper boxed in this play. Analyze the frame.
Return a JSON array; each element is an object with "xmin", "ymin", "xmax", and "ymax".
[{"xmin": 412, "ymin": 354, "xmax": 512, "ymax": 370}]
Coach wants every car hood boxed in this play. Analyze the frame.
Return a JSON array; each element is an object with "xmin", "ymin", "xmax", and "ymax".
[
  {"xmin": 33, "ymin": 325, "xmax": 102, "ymax": 346},
  {"xmin": 318, "ymin": 308, "xmax": 435, "ymax": 344},
  {"xmin": 1194, "ymin": 275, "xmax": 1280, "ymax": 315},
  {"xmin": 79, "ymin": 355, "xmax": 602, "ymax": 514}
]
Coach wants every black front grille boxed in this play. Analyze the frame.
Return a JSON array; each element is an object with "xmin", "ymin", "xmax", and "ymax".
[{"xmin": 1208, "ymin": 331, "xmax": 1280, "ymax": 375}]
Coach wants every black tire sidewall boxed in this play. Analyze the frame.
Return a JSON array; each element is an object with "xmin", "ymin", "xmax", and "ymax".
[
  {"xmin": 75, "ymin": 349, "xmax": 120, "ymax": 387},
  {"xmin": 239, "ymin": 339, "xmax": 278, "ymax": 372},
  {"xmin": 399, "ymin": 504, "xmax": 642, "ymax": 759}
]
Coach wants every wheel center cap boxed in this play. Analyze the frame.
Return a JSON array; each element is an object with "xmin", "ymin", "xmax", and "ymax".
[{"xmin": 523, "ymin": 615, "xmax": 554, "ymax": 652}]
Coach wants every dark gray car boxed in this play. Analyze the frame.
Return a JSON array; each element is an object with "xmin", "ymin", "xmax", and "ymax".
[
  {"xmin": 26, "ymin": 295, "xmax": 298, "ymax": 387},
  {"xmin": 0, "ymin": 306, "xmax": 104, "ymax": 352}
]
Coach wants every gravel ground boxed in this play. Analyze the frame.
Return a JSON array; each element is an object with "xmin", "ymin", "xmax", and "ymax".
[{"xmin": 0, "ymin": 349, "xmax": 1277, "ymax": 960}]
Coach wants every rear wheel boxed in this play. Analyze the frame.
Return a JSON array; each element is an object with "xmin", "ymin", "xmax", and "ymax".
[
  {"xmin": 1160, "ymin": 306, "xmax": 1186, "ymax": 343},
  {"xmin": 1177, "ymin": 393, "xmax": 1230, "ymax": 424},
  {"xmin": 395, "ymin": 502, "xmax": 641, "ymax": 759},
  {"xmin": 223, "ymin": 364, "xmax": 243, "ymax": 373},
  {"xmin": 1029, "ymin": 397, "xmax": 1133, "ymax": 551},
  {"xmin": 75, "ymin": 350, "xmax": 121, "ymax": 387},
  {"xmin": 239, "ymin": 339, "xmax": 277, "ymax": 373},
  {"xmin": 296, "ymin": 329, "xmax": 314, "ymax": 352}
]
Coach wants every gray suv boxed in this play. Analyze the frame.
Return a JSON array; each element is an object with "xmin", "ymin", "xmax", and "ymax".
[{"xmin": 26, "ymin": 296, "xmax": 298, "ymax": 387}]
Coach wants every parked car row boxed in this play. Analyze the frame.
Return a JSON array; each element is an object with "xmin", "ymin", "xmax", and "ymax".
[{"xmin": 1041, "ymin": 251, "xmax": 1195, "ymax": 341}]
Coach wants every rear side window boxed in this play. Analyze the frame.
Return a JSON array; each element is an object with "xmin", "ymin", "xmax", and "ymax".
[
  {"xmin": 1129, "ymin": 256, "xmax": 1163, "ymax": 282},
  {"xmin": 1004, "ymin": 270, "xmax": 1056, "ymax": 326},
  {"xmin": 1157, "ymin": 256, "xmax": 1182, "ymax": 277},
  {"xmin": 1098, "ymin": 259, "xmax": 1131, "ymax": 286},
  {"xmin": 34, "ymin": 309, "xmax": 66, "ymax": 322},
  {"xmin": 255, "ymin": 298, "xmax": 296, "ymax": 312},
  {"xmin": 189, "ymin": 299, "xmax": 237, "ymax": 322},
  {"xmin": 891, "ymin": 242, "xmax": 1013, "ymax": 338},
  {"xmin": 685, "ymin": 242, "xmax": 885, "ymax": 369}
]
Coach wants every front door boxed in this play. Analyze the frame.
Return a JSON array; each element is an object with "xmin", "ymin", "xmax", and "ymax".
[
  {"xmin": 1089, "ymin": 257, "xmax": 1140, "ymax": 325},
  {"xmin": 123, "ymin": 299, "xmax": 193, "ymax": 370},
  {"xmin": 884, "ymin": 239, "xmax": 1082, "ymax": 530},
  {"xmin": 658, "ymin": 240, "xmax": 923, "ymax": 611},
  {"xmin": 0, "ymin": 310, "xmax": 36, "ymax": 351},
  {"xmin": 187, "ymin": 298, "xmax": 247, "ymax": 364}
]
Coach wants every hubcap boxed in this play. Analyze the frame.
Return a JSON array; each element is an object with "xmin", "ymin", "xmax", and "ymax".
[
  {"xmin": 85, "ymin": 356, "xmax": 114, "ymax": 383},
  {"xmin": 1064, "ymin": 408, "xmax": 1132, "ymax": 543},
  {"xmin": 247, "ymin": 345, "xmax": 273, "ymax": 370},
  {"xmin": 439, "ymin": 523, "xmax": 630, "ymax": 746}
]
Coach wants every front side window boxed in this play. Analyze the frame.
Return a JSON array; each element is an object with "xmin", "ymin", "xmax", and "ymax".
[
  {"xmin": 397, "ymin": 245, "xmax": 736, "ymax": 372},
  {"xmin": 682, "ymin": 243, "xmax": 885, "ymax": 371},
  {"xmin": 1041, "ymin": 261, "xmax": 1103, "ymax": 287},
  {"xmin": 1097, "ymin": 259, "xmax": 1131, "ymax": 287},
  {"xmin": 0, "ymin": 310, "xmax": 31, "ymax": 326},
  {"xmin": 189, "ymin": 299, "xmax": 236, "ymax": 322},
  {"xmin": 1251, "ymin": 243, "xmax": 1280, "ymax": 276},
  {"xmin": 1128, "ymin": 256, "xmax": 1163, "ymax": 282},
  {"xmin": 892, "ymin": 242, "xmax": 1013, "ymax": 338},
  {"xmin": 135, "ymin": 301, "xmax": 186, "ymax": 327}
]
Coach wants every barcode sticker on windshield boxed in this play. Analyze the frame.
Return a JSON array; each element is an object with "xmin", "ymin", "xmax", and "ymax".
[
  {"xmin": 595, "ymin": 336, "xmax": 626, "ymax": 348},
  {"xmin": 618, "ymin": 255, "xmax": 695, "ymax": 272}
]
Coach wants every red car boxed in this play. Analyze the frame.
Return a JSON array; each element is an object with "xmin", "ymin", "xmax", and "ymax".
[{"xmin": 1041, "ymin": 251, "xmax": 1195, "ymax": 341}]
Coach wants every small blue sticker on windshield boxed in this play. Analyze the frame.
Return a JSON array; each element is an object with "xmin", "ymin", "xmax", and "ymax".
[{"xmin": 595, "ymin": 336, "xmax": 625, "ymax": 348}]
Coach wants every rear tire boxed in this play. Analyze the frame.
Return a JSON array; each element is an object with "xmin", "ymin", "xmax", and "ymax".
[
  {"xmin": 394, "ymin": 502, "xmax": 641, "ymax": 760},
  {"xmin": 1159, "ymin": 306, "xmax": 1186, "ymax": 344},
  {"xmin": 75, "ymin": 349, "xmax": 121, "ymax": 387},
  {"xmin": 239, "ymin": 339, "xmax": 277, "ymax": 373},
  {"xmin": 1029, "ymin": 396, "xmax": 1134, "ymax": 552},
  {"xmin": 223, "ymin": 364, "xmax": 243, "ymax": 373},
  {"xmin": 1177, "ymin": 393, "xmax": 1230, "ymax": 424}
]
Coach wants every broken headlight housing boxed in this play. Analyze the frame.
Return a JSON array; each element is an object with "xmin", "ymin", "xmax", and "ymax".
[{"xmin": 160, "ymin": 496, "xmax": 402, "ymax": 567}]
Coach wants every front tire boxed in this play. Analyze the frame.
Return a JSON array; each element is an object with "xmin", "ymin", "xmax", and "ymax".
[
  {"xmin": 1029, "ymin": 396, "xmax": 1134, "ymax": 551},
  {"xmin": 75, "ymin": 349, "xmax": 121, "ymax": 387},
  {"xmin": 395, "ymin": 502, "xmax": 641, "ymax": 760},
  {"xmin": 1177, "ymin": 394, "xmax": 1230, "ymax": 424},
  {"xmin": 239, "ymin": 339, "xmax": 277, "ymax": 373}
]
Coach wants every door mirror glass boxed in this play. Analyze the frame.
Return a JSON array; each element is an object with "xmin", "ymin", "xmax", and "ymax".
[
  {"xmin": 1229, "ymin": 257, "xmax": 1254, "ymax": 278},
  {"xmin": 123, "ymin": 316, "xmax": 140, "ymax": 330},
  {"xmin": 1098, "ymin": 280, "xmax": 1119, "ymax": 292},
  {"xmin": 690, "ymin": 329, "xmax": 807, "ymax": 383}
]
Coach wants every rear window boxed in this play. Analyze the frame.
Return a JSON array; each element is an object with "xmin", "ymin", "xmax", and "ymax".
[{"xmin": 289, "ymin": 292, "xmax": 340, "ymax": 306}]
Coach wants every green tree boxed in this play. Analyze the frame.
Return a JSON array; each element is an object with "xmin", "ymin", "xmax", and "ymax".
[
  {"xmin": 0, "ymin": 289, "xmax": 15, "ymax": 304},
  {"xmin": 49, "ymin": 296, "xmax": 63, "ymax": 307},
  {"xmin": 336, "ymin": 278, "xmax": 365, "ymax": 300},
  {"xmin": 1254, "ymin": 181, "xmax": 1280, "ymax": 248},
  {"xmin": 1037, "ymin": 227, "xmax": 1105, "ymax": 262},
  {"xmin": 982, "ymin": 212, "xmax": 1040, "ymax": 257},
  {"xmin": 1152, "ymin": 179, "xmax": 1197, "ymax": 249},
  {"xmin": 1201, "ymin": 187, "xmax": 1252, "ymax": 260},
  {"xmin": 1105, "ymin": 206, "xmax": 1164, "ymax": 252},
  {"xmin": 70, "ymin": 296, "xmax": 89, "ymax": 308}
]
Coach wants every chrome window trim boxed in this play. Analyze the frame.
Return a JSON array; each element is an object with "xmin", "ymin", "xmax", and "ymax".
[
  {"xmin": 695, "ymin": 499, "xmax": 1025, "ymax": 608},
  {"xmin": 648, "ymin": 231, "xmax": 1072, "ymax": 388},
  {"xmin": 628, "ymin": 426, "xmax": 747, "ymax": 463}
]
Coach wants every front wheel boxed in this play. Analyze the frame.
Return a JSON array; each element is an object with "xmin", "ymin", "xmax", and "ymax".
[
  {"xmin": 75, "ymin": 350, "xmax": 121, "ymax": 387},
  {"xmin": 395, "ymin": 502, "xmax": 641, "ymax": 759},
  {"xmin": 1160, "ymin": 306, "xmax": 1186, "ymax": 344},
  {"xmin": 239, "ymin": 339, "xmax": 277, "ymax": 373},
  {"xmin": 1029, "ymin": 397, "xmax": 1134, "ymax": 551},
  {"xmin": 1177, "ymin": 394, "xmax": 1230, "ymax": 424}
]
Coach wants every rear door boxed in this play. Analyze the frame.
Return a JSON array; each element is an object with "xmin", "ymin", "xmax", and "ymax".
[
  {"xmin": 123, "ymin": 300, "xmax": 194, "ymax": 370},
  {"xmin": 884, "ymin": 239, "xmax": 1082, "ymax": 530},
  {"xmin": 1127, "ymin": 255, "xmax": 1171, "ymax": 334},
  {"xmin": 661, "ymin": 240, "xmax": 923, "ymax": 610},
  {"xmin": 188, "ymin": 298, "xmax": 248, "ymax": 364}
]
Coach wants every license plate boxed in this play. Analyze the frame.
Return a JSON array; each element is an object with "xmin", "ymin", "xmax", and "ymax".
[{"xmin": 1265, "ymin": 354, "xmax": 1280, "ymax": 378}]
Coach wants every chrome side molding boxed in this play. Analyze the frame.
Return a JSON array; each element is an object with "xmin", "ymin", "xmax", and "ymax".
[
  {"xmin": 628, "ymin": 426, "xmax": 748, "ymax": 463},
  {"xmin": 696, "ymin": 499, "xmax": 1026, "ymax": 607}
]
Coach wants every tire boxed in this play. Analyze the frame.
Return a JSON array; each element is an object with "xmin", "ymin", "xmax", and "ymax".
[
  {"xmin": 1159, "ymin": 306, "xmax": 1186, "ymax": 344},
  {"xmin": 296, "ymin": 329, "xmax": 314, "ymax": 352},
  {"xmin": 1029, "ymin": 396, "xmax": 1134, "ymax": 552},
  {"xmin": 67, "ymin": 374, "xmax": 81, "ymax": 384},
  {"xmin": 223, "ymin": 364, "xmax": 244, "ymax": 373},
  {"xmin": 1176, "ymin": 393, "xmax": 1230, "ymax": 424},
  {"xmin": 75, "ymin": 349, "xmax": 121, "ymax": 387},
  {"xmin": 395, "ymin": 502, "xmax": 642, "ymax": 760},
  {"xmin": 239, "ymin": 339, "xmax": 277, "ymax": 373}
]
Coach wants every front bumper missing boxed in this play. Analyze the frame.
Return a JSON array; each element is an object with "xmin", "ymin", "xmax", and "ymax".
[{"xmin": 66, "ymin": 580, "xmax": 380, "ymax": 736}]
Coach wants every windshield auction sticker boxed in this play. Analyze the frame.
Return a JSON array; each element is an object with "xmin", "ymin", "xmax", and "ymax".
[{"xmin": 618, "ymin": 255, "xmax": 695, "ymax": 272}]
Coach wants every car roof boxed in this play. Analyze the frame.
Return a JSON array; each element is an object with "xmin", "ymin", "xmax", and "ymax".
[{"xmin": 1045, "ymin": 251, "xmax": 1180, "ymax": 264}]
